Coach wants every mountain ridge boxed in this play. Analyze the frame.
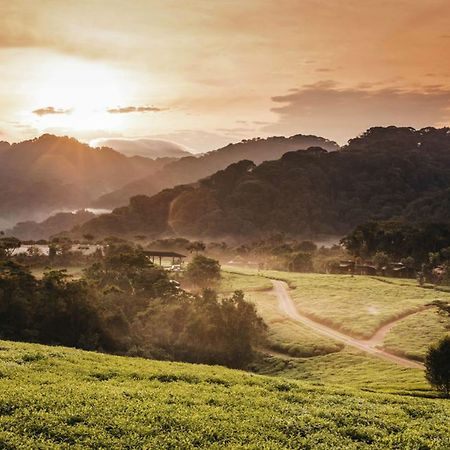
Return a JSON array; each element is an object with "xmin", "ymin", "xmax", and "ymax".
[{"xmin": 78, "ymin": 126, "xmax": 450, "ymax": 240}]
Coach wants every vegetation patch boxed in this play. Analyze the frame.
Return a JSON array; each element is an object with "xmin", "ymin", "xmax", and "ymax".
[
  {"xmin": 0, "ymin": 340, "xmax": 449, "ymax": 449},
  {"xmin": 383, "ymin": 309, "xmax": 449, "ymax": 361}
]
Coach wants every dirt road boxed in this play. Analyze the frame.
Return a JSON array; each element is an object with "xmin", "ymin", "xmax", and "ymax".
[{"xmin": 271, "ymin": 279, "xmax": 424, "ymax": 369}]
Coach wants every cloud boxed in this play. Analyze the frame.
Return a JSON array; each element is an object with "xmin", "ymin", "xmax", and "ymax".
[
  {"xmin": 32, "ymin": 106, "xmax": 72, "ymax": 116},
  {"xmin": 107, "ymin": 106, "xmax": 165, "ymax": 114},
  {"xmin": 263, "ymin": 81, "xmax": 450, "ymax": 144}
]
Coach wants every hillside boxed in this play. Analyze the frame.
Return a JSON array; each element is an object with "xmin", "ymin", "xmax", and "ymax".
[
  {"xmin": 0, "ymin": 135, "xmax": 175, "ymax": 229},
  {"xmin": 4, "ymin": 209, "xmax": 96, "ymax": 241},
  {"xmin": 80, "ymin": 126, "xmax": 450, "ymax": 239},
  {"xmin": 0, "ymin": 340, "xmax": 449, "ymax": 449},
  {"xmin": 94, "ymin": 134, "xmax": 338, "ymax": 208},
  {"xmin": 92, "ymin": 137, "xmax": 193, "ymax": 159}
]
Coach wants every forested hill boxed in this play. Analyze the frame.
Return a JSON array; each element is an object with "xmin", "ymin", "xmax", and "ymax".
[
  {"xmin": 78, "ymin": 126, "xmax": 450, "ymax": 239},
  {"xmin": 93, "ymin": 134, "xmax": 339, "ymax": 208},
  {"xmin": 0, "ymin": 134, "xmax": 174, "ymax": 228}
]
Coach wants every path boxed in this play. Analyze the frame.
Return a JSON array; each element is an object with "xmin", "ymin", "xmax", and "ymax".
[{"xmin": 271, "ymin": 279, "xmax": 424, "ymax": 369}]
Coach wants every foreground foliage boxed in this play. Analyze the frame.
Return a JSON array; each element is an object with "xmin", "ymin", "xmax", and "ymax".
[{"xmin": 0, "ymin": 341, "xmax": 449, "ymax": 449}]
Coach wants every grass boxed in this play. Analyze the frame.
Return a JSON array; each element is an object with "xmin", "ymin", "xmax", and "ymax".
[
  {"xmin": 382, "ymin": 309, "xmax": 450, "ymax": 361},
  {"xmin": 219, "ymin": 270, "xmax": 272, "ymax": 293},
  {"xmin": 223, "ymin": 267, "xmax": 450, "ymax": 339},
  {"xmin": 220, "ymin": 267, "xmax": 449, "ymax": 390},
  {"xmin": 252, "ymin": 347, "xmax": 429, "ymax": 396},
  {"xmin": 220, "ymin": 270, "xmax": 342, "ymax": 357},
  {"xmin": 0, "ymin": 340, "xmax": 449, "ymax": 449}
]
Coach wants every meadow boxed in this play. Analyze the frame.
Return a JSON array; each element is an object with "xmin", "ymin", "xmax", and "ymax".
[
  {"xmin": 382, "ymin": 309, "xmax": 450, "ymax": 361},
  {"xmin": 223, "ymin": 267, "xmax": 450, "ymax": 340},
  {"xmin": 0, "ymin": 340, "xmax": 449, "ymax": 449},
  {"xmin": 220, "ymin": 266, "xmax": 450, "ymax": 393},
  {"xmin": 221, "ymin": 270, "xmax": 342, "ymax": 357}
]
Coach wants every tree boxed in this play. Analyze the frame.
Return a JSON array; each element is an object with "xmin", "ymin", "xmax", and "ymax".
[
  {"xmin": 186, "ymin": 241, "xmax": 206, "ymax": 254},
  {"xmin": 288, "ymin": 252, "xmax": 313, "ymax": 272},
  {"xmin": 0, "ymin": 237, "xmax": 21, "ymax": 259},
  {"xmin": 373, "ymin": 251, "xmax": 390, "ymax": 271},
  {"xmin": 425, "ymin": 336, "xmax": 450, "ymax": 397},
  {"xmin": 185, "ymin": 255, "xmax": 220, "ymax": 288}
]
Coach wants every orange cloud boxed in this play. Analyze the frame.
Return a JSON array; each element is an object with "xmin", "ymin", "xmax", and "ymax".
[
  {"xmin": 32, "ymin": 106, "xmax": 72, "ymax": 116},
  {"xmin": 264, "ymin": 82, "xmax": 450, "ymax": 144},
  {"xmin": 107, "ymin": 106, "xmax": 165, "ymax": 114}
]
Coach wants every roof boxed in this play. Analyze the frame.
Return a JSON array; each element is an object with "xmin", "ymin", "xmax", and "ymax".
[{"xmin": 144, "ymin": 250, "xmax": 186, "ymax": 258}]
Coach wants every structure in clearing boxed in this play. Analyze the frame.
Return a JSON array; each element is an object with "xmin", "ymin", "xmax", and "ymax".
[{"xmin": 144, "ymin": 250, "xmax": 186, "ymax": 267}]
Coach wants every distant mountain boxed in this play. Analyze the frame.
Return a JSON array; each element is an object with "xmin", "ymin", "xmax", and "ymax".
[
  {"xmin": 5, "ymin": 210, "xmax": 96, "ymax": 241},
  {"xmin": 93, "ymin": 134, "xmax": 339, "ymax": 208},
  {"xmin": 91, "ymin": 138, "xmax": 193, "ymax": 159},
  {"xmin": 0, "ymin": 134, "xmax": 177, "ymax": 228},
  {"xmin": 79, "ymin": 126, "xmax": 450, "ymax": 240}
]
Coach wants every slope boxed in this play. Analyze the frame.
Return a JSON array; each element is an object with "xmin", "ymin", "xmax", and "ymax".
[
  {"xmin": 94, "ymin": 133, "xmax": 338, "ymax": 208},
  {"xmin": 79, "ymin": 126, "xmax": 450, "ymax": 239},
  {"xmin": 0, "ymin": 340, "xmax": 449, "ymax": 449}
]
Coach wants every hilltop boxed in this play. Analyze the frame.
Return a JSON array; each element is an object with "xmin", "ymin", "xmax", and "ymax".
[
  {"xmin": 5, "ymin": 209, "xmax": 96, "ymax": 241},
  {"xmin": 79, "ymin": 126, "xmax": 450, "ymax": 239},
  {"xmin": 0, "ymin": 340, "xmax": 449, "ymax": 449},
  {"xmin": 91, "ymin": 137, "xmax": 193, "ymax": 159},
  {"xmin": 0, "ymin": 134, "xmax": 174, "ymax": 229},
  {"xmin": 93, "ymin": 134, "xmax": 338, "ymax": 208},
  {"xmin": 0, "ymin": 133, "xmax": 337, "ymax": 233}
]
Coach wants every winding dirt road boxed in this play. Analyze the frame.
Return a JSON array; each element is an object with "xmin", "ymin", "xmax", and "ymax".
[{"xmin": 271, "ymin": 280, "xmax": 424, "ymax": 369}]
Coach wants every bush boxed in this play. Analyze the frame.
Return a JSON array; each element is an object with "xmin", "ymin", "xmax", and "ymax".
[
  {"xmin": 185, "ymin": 255, "xmax": 221, "ymax": 288},
  {"xmin": 425, "ymin": 336, "xmax": 450, "ymax": 397}
]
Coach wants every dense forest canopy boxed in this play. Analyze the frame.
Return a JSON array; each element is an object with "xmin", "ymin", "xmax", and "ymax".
[
  {"xmin": 93, "ymin": 134, "xmax": 339, "ymax": 208},
  {"xmin": 79, "ymin": 126, "xmax": 450, "ymax": 240}
]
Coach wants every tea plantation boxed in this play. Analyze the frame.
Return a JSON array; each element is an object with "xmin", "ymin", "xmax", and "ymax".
[{"xmin": 0, "ymin": 341, "xmax": 449, "ymax": 449}]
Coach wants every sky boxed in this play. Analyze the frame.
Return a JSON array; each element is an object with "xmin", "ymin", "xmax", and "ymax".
[{"xmin": 1, "ymin": 0, "xmax": 450, "ymax": 152}]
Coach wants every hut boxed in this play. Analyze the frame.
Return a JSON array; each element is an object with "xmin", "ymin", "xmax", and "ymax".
[{"xmin": 143, "ymin": 250, "xmax": 186, "ymax": 267}]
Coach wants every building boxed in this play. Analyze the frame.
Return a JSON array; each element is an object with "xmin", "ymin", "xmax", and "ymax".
[{"xmin": 143, "ymin": 250, "xmax": 186, "ymax": 267}]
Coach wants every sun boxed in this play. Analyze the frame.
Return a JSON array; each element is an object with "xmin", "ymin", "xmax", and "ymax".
[{"xmin": 29, "ymin": 55, "xmax": 131, "ymax": 132}]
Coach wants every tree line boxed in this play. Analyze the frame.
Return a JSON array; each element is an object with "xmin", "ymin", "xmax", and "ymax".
[{"xmin": 0, "ymin": 245, "xmax": 266, "ymax": 369}]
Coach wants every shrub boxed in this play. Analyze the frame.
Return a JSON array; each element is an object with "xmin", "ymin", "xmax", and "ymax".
[
  {"xmin": 185, "ymin": 255, "xmax": 221, "ymax": 288},
  {"xmin": 425, "ymin": 336, "xmax": 450, "ymax": 397}
]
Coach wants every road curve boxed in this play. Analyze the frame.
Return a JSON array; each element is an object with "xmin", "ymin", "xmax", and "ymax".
[{"xmin": 271, "ymin": 279, "xmax": 424, "ymax": 369}]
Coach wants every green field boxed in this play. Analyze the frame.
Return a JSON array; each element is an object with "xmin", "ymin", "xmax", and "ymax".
[
  {"xmin": 0, "ymin": 340, "xmax": 449, "ymax": 449},
  {"xmin": 220, "ymin": 267, "xmax": 450, "ymax": 392},
  {"xmin": 220, "ymin": 271, "xmax": 272, "ymax": 293},
  {"xmin": 382, "ymin": 309, "xmax": 450, "ymax": 361},
  {"xmin": 223, "ymin": 267, "xmax": 450, "ymax": 340},
  {"xmin": 220, "ymin": 271, "xmax": 343, "ymax": 357}
]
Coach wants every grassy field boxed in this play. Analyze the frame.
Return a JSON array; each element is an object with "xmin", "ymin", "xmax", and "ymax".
[
  {"xmin": 253, "ymin": 347, "xmax": 429, "ymax": 395},
  {"xmin": 0, "ymin": 340, "xmax": 449, "ymax": 449},
  {"xmin": 220, "ymin": 270, "xmax": 342, "ymax": 357},
  {"xmin": 382, "ymin": 309, "xmax": 450, "ymax": 361},
  {"xmin": 220, "ymin": 267, "xmax": 449, "ymax": 392},
  {"xmin": 223, "ymin": 267, "xmax": 450, "ymax": 339},
  {"xmin": 220, "ymin": 271, "xmax": 272, "ymax": 293}
]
